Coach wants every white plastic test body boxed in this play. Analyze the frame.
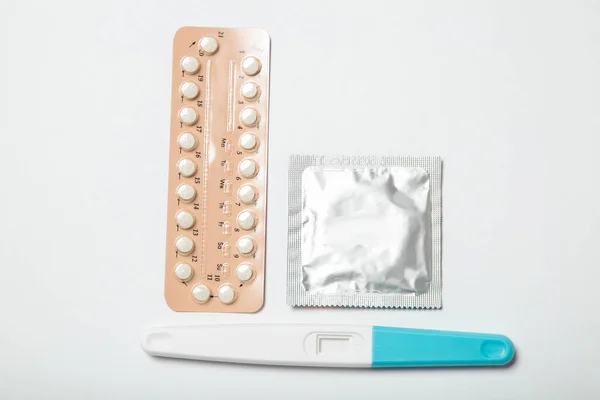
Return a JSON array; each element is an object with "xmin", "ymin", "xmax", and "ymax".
[{"xmin": 142, "ymin": 324, "xmax": 515, "ymax": 368}]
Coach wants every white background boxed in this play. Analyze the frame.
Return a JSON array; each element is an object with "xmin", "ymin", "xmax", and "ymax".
[{"xmin": 1, "ymin": 0, "xmax": 599, "ymax": 398}]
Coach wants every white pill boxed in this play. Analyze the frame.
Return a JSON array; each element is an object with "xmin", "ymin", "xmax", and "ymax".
[
  {"xmin": 177, "ymin": 158, "xmax": 197, "ymax": 177},
  {"xmin": 181, "ymin": 56, "xmax": 200, "ymax": 74},
  {"xmin": 174, "ymin": 263, "xmax": 193, "ymax": 281},
  {"xmin": 192, "ymin": 284, "xmax": 211, "ymax": 303},
  {"xmin": 177, "ymin": 132, "xmax": 197, "ymax": 151},
  {"xmin": 236, "ymin": 263, "xmax": 254, "ymax": 282},
  {"xmin": 238, "ymin": 184, "xmax": 257, "ymax": 204},
  {"xmin": 176, "ymin": 210, "xmax": 195, "ymax": 229},
  {"xmin": 175, "ymin": 236, "xmax": 194, "ymax": 254},
  {"xmin": 236, "ymin": 237, "xmax": 254, "ymax": 254},
  {"xmin": 177, "ymin": 184, "xmax": 196, "ymax": 202},
  {"xmin": 241, "ymin": 82, "xmax": 259, "ymax": 100},
  {"xmin": 237, "ymin": 211, "xmax": 256, "ymax": 230},
  {"xmin": 239, "ymin": 132, "xmax": 257, "ymax": 151},
  {"xmin": 239, "ymin": 159, "xmax": 258, "ymax": 178},
  {"xmin": 180, "ymin": 81, "xmax": 199, "ymax": 99},
  {"xmin": 217, "ymin": 284, "xmax": 236, "ymax": 304},
  {"xmin": 179, "ymin": 107, "xmax": 198, "ymax": 125},
  {"xmin": 240, "ymin": 107, "xmax": 259, "ymax": 127},
  {"xmin": 199, "ymin": 36, "xmax": 219, "ymax": 54},
  {"xmin": 242, "ymin": 56, "xmax": 262, "ymax": 76}
]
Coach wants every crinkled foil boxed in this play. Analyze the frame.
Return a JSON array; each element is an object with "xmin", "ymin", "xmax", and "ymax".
[{"xmin": 287, "ymin": 155, "xmax": 442, "ymax": 308}]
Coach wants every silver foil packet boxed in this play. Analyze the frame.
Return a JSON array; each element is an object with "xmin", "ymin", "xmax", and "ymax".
[{"xmin": 287, "ymin": 155, "xmax": 442, "ymax": 308}]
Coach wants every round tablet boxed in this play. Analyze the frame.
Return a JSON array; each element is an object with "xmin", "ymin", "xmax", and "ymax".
[
  {"xmin": 237, "ymin": 211, "xmax": 256, "ymax": 230},
  {"xmin": 181, "ymin": 56, "xmax": 200, "ymax": 74},
  {"xmin": 236, "ymin": 263, "xmax": 254, "ymax": 282},
  {"xmin": 239, "ymin": 132, "xmax": 257, "ymax": 151},
  {"xmin": 177, "ymin": 184, "xmax": 196, "ymax": 202},
  {"xmin": 241, "ymin": 82, "xmax": 259, "ymax": 100},
  {"xmin": 240, "ymin": 107, "xmax": 259, "ymax": 127},
  {"xmin": 199, "ymin": 36, "xmax": 219, "ymax": 54},
  {"xmin": 239, "ymin": 159, "xmax": 258, "ymax": 178},
  {"xmin": 179, "ymin": 107, "xmax": 198, "ymax": 125},
  {"xmin": 236, "ymin": 237, "xmax": 254, "ymax": 255},
  {"xmin": 176, "ymin": 210, "xmax": 195, "ymax": 229},
  {"xmin": 192, "ymin": 284, "xmax": 211, "ymax": 303},
  {"xmin": 175, "ymin": 236, "xmax": 194, "ymax": 254},
  {"xmin": 180, "ymin": 81, "xmax": 199, "ymax": 100},
  {"xmin": 242, "ymin": 56, "xmax": 262, "ymax": 76},
  {"xmin": 174, "ymin": 263, "xmax": 193, "ymax": 281},
  {"xmin": 238, "ymin": 184, "xmax": 257, "ymax": 204},
  {"xmin": 177, "ymin": 158, "xmax": 197, "ymax": 177},
  {"xmin": 217, "ymin": 284, "xmax": 236, "ymax": 304},
  {"xmin": 177, "ymin": 132, "xmax": 197, "ymax": 151}
]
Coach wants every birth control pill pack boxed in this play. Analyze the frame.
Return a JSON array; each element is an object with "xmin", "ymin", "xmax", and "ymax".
[{"xmin": 165, "ymin": 27, "xmax": 270, "ymax": 312}]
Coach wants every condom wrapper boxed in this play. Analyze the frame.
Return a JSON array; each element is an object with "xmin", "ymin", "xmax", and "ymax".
[{"xmin": 287, "ymin": 155, "xmax": 442, "ymax": 308}]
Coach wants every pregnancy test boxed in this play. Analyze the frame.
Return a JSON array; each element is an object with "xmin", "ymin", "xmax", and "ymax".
[{"xmin": 142, "ymin": 324, "xmax": 515, "ymax": 368}]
